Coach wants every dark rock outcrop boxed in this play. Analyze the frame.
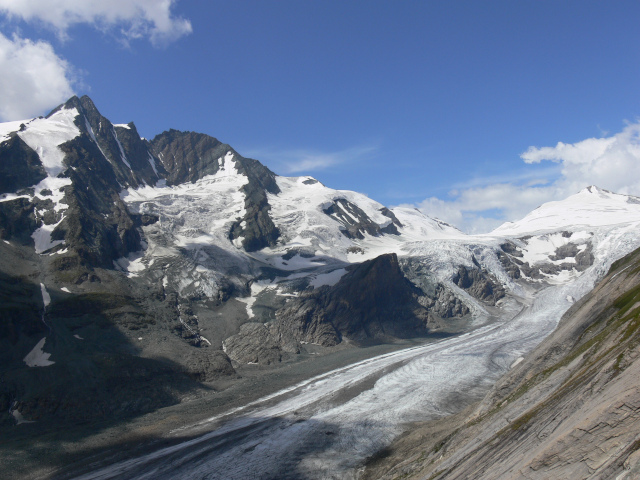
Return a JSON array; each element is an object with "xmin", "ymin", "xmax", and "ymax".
[
  {"xmin": 452, "ymin": 263, "xmax": 505, "ymax": 305},
  {"xmin": 423, "ymin": 284, "xmax": 470, "ymax": 318},
  {"xmin": 401, "ymin": 257, "xmax": 470, "ymax": 317},
  {"xmin": 54, "ymin": 134, "xmax": 141, "ymax": 269},
  {"xmin": 0, "ymin": 135, "xmax": 46, "ymax": 195},
  {"xmin": 0, "ymin": 198, "xmax": 39, "ymax": 244},
  {"xmin": 53, "ymin": 96, "xmax": 159, "ymax": 188},
  {"xmin": 223, "ymin": 322, "xmax": 300, "ymax": 365},
  {"xmin": 323, "ymin": 198, "xmax": 392, "ymax": 239},
  {"xmin": 274, "ymin": 253, "xmax": 433, "ymax": 346},
  {"xmin": 228, "ymin": 176, "xmax": 280, "ymax": 252},
  {"xmin": 380, "ymin": 207, "xmax": 403, "ymax": 228},
  {"xmin": 114, "ymin": 122, "xmax": 166, "ymax": 183},
  {"xmin": 150, "ymin": 129, "xmax": 280, "ymax": 252},
  {"xmin": 496, "ymin": 250, "xmax": 521, "ymax": 279},
  {"xmin": 150, "ymin": 129, "xmax": 229, "ymax": 186},
  {"xmin": 224, "ymin": 254, "xmax": 446, "ymax": 365},
  {"xmin": 183, "ymin": 350, "xmax": 236, "ymax": 381}
]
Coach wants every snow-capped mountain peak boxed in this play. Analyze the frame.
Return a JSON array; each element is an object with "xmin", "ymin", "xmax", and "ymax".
[{"xmin": 490, "ymin": 185, "xmax": 640, "ymax": 237}]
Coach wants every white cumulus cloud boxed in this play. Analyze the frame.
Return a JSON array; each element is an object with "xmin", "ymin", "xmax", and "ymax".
[
  {"xmin": 522, "ymin": 122, "xmax": 640, "ymax": 196},
  {"xmin": 0, "ymin": 0, "xmax": 191, "ymax": 120},
  {"xmin": 413, "ymin": 122, "xmax": 640, "ymax": 233},
  {"xmin": 0, "ymin": 0, "xmax": 192, "ymax": 45},
  {"xmin": 0, "ymin": 32, "xmax": 75, "ymax": 121}
]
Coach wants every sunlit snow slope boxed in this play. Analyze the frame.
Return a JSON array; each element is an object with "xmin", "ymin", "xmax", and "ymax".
[{"xmin": 492, "ymin": 186, "xmax": 640, "ymax": 236}]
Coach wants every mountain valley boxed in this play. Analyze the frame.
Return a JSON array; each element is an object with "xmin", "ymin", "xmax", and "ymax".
[{"xmin": 2, "ymin": 96, "xmax": 640, "ymax": 479}]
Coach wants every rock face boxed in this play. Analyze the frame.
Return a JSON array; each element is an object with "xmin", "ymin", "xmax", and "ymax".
[
  {"xmin": 364, "ymin": 246, "xmax": 640, "ymax": 480},
  {"xmin": 0, "ymin": 198, "xmax": 39, "ymax": 245},
  {"xmin": 54, "ymin": 96, "xmax": 159, "ymax": 188},
  {"xmin": 223, "ymin": 253, "xmax": 453, "ymax": 365},
  {"xmin": 322, "ymin": 198, "xmax": 400, "ymax": 238},
  {"xmin": 183, "ymin": 350, "xmax": 236, "ymax": 382},
  {"xmin": 276, "ymin": 253, "xmax": 436, "ymax": 345},
  {"xmin": 0, "ymin": 134, "xmax": 46, "ymax": 195},
  {"xmin": 150, "ymin": 129, "xmax": 231, "ymax": 186},
  {"xmin": 55, "ymin": 132, "xmax": 142, "ymax": 268},
  {"xmin": 223, "ymin": 322, "xmax": 300, "ymax": 365},
  {"xmin": 452, "ymin": 263, "xmax": 505, "ymax": 305},
  {"xmin": 150, "ymin": 129, "xmax": 281, "ymax": 252}
]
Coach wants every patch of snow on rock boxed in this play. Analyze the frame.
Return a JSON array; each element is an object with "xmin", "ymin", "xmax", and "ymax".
[
  {"xmin": 23, "ymin": 337, "xmax": 54, "ymax": 367},
  {"xmin": 11, "ymin": 405, "xmax": 34, "ymax": 425},
  {"xmin": 40, "ymin": 283, "xmax": 51, "ymax": 307},
  {"xmin": 32, "ymin": 216, "xmax": 65, "ymax": 254},
  {"xmin": 114, "ymin": 251, "xmax": 146, "ymax": 277},
  {"xmin": 309, "ymin": 268, "xmax": 347, "ymax": 288},
  {"xmin": 18, "ymin": 107, "xmax": 80, "ymax": 177},
  {"xmin": 113, "ymin": 127, "xmax": 132, "ymax": 170},
  {"xmin": 0, "ymin": 119, "xmax": 30, "ymax": 143},
  {"xmin": 237, "ymin": 282, "xmax": 269, "ymax": 318},
  {"xmin": 147, "ymin": 152, "xmax": 159, "ymax": 176}
]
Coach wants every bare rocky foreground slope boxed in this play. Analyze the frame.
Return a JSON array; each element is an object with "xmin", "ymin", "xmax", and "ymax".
[
  {"xmin": 2, "ymin": 96, "xmax": 640, "ymax": 479},
  {"xmin": 365, "ymin": 246, "xmax": 640, "ymax": 480}
]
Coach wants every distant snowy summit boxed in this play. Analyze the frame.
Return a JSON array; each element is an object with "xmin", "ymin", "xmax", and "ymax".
[{"xmin": 491, "ymin": 186, "xmax": 640, "ymax": 237}]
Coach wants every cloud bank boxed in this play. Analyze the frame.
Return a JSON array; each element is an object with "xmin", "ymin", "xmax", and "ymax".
[
  {"xmin": 0, "ymin": 33, "xmax": 74, "ymax": 121},
  {"xmin": 414, "ymin": 122, "xmax": 640, "ymax": 233},
  {"xmin": 0, "ymin": 0, "xmax": 192, "ymax": 45}
]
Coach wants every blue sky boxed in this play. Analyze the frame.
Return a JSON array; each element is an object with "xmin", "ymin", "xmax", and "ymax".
[{"xmin": 1, "ymin": 1, "xmax": 639, "ymax": 232}]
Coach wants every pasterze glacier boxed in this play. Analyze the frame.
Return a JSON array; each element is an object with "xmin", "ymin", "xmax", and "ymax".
[{"xmin": 3, "ymin": 96, "xmax": 640, "ymax": 479}]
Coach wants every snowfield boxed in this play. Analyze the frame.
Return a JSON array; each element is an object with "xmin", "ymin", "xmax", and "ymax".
[{"xmin": 491, "ymin": 186, "xmax": 640, "ymax": 236}]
